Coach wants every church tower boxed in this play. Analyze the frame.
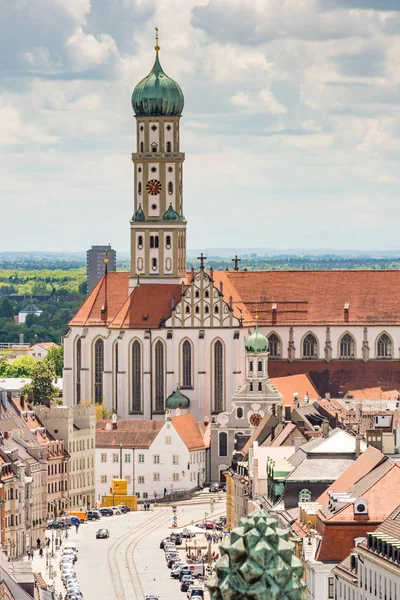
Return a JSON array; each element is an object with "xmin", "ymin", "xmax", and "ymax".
[{"xmin": 129, "ymin": 30, "xmax": 187, "ymax": 289}]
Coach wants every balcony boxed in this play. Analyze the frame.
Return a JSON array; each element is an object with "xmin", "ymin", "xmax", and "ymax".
[{"xmin": 131, "ymin": 152, "xmax": 185, "ymax": 161}]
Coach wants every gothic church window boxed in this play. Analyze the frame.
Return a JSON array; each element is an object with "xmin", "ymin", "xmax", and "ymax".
[
  {"xmin": 132, "ymin": 340, "xmax": 142, "ymax": 412},
  {"xmin": 377, "ymin": 333, "xmax": 392, "ymax": 358},
  {"xmin": 268, "ymin": 333, "xmax": 281, "ymax": 357},
  {"xmin": 340, "ymin": 333, "xmax": 355, "ymax": 359},
  {"xmin": 155, "ymin": 341, "xmax": 165, "ymax": 412},
  {"xmin": 219, "ymin": 432, "xmax": 228, "ymax": 457},
  {"xmin": 182, "ymin": 340, "xmax": 192, "ymax": 388},
  {"xmin": 114, "ymin": 342, "xmax": 118, "ymax": 411},
  {"xmin": 214, "ymin": 340, "xmax": 224, "ymax": 412},
  {"xmin": 303, "ymin": 333, "xmax": 318, "ymax": 359},
  {"xmin": 94, "ymin": 338, "xmax": 104, "ymax": 404},
  {"xmin": 76, "ymin": 338, "xmax": 81, "ymax": 404}
]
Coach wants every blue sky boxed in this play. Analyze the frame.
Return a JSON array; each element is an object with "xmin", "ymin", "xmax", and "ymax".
[{"xmin": 2, "ymin": 0, "xmax": 400, "ymax": 252}]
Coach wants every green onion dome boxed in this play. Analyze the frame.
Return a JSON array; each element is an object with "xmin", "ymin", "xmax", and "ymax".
[
  {"xmin": 132, "ymin": 50, "xmax": 184, "ymax": 117},
  {"xmin": 163, "ymin": 203, "xmax": 180, "ymax": 221},
  {"xmin": 132, "ymin": 204, "xmax": 145, "ymax": 222},
  {"xmin": 245, "ymin": 324, "xmax": 269, "ymax": 353},
  {"xmin": 165, "ymin": 387, "xmax": 190, "ymax": 410}
]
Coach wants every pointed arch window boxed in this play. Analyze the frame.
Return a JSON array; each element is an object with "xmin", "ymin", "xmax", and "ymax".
[
  {"xmin": 155, "ymin": 341, "xmax": 165, "ymax": 413},
  {"xmin": 94, "ymin": 338, "xmax": 104, "ymax": 404},
  {"xmin": 303, "ymin": 333, "xmax": 318, "ymax": 359},
  {"xmin": 340, "ymin": 333, "xmax": 355, "ymax": 359},
  {"xmin": 377, "ymin": 333, "xmax": 392, "ymax": 358},
  {"xmin": 219, "ymin": 431, "xmax": 228, "ymax": 457},
  {"xmin": 182, "ymin": 340, "xmax": 192, "ymax": 388},
  {"xmin": 132, "ymin": 340, "xmax": 142, "ymax": 412},
  {"xmin": 268, "ymin": 333, "xmax": 281, "ymax": 358},
  {"xmin": 76, "ymin": 338, "xmax": 81, "ymax": 404},
  {"xmin": 214, "ymin": 340, "xmax": 224, "ymax": 412},
  {"xmin": 114, "ymin": 342, "xmax": 118, "ymax": 411}
]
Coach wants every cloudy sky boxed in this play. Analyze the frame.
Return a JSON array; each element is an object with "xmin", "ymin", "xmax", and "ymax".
[{"xmin": 2, "ymin": 0, "xmax": 400, "ymax": 253}]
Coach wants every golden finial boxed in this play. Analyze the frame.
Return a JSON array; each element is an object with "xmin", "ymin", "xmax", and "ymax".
[
  {"xmin": 255, "ymin": 308, "xmax": 259, "ymax": 323},
  {"xmin": 154, "ymin": 26, "xmax": 160, "ymax": 52},
  {"xmin": 104, "ymin": 258, "xmax": 109, "ymax": 264}
]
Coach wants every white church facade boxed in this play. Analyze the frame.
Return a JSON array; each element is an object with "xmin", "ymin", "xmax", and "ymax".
[{"xmin": 63, "ymin": 38, "xmax": 400, "ymax": 480}]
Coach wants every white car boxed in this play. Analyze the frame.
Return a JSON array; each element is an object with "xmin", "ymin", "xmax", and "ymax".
[{"xmin": 109, "ymin": 506, "xmax": 122, "ymax": 515}]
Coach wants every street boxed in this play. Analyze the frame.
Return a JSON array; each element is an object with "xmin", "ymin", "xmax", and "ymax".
[{"xmin": 32, "ymin": 500, "xmax": 224, "ymax": 600}]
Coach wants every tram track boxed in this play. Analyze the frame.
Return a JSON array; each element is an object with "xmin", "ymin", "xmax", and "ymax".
[{"xmin": 107, "ymin": 509, "xmax": 178, "ymax": 600}]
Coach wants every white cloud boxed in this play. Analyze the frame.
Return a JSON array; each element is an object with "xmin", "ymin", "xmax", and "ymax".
[{"xmin": 230, "ymin": 89, "xmax": 287, "ymax": 115}]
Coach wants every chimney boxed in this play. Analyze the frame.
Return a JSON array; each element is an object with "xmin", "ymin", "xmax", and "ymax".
[
  {"xmin": 293, "ymin": 392, "xmax": 300, "ymax": 408},
  {"xmin": 294, "ymin": 437, "xmax": 303, "ymax": 452},
  {"xmin": 20, "ymin": 395, "xmax": 24, "ymax": 409},
  {"xmin": 284, "ymin": 405, "xmax": 292, "ymax": 422},
  {"xmin": 271, "ymin": 404, "xmax": 276, "ymax": 416},
  {"xmin": 277, "ymin": 404, "xmax": 283, "ymax": 423},
  {"xmin": 322, "ymin": 420, "xmax": 329, "ymax": 438},
  {"xmin": 355, "ymin": 435, "xmax": 362, "ymax": 457}
]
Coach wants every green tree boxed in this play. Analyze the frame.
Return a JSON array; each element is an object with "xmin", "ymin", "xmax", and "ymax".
[
  {"xmin": 0, "ymin": 298, "xmax": 14, "ymax": 318},
  {"xmin": 22, "ymin": 360, "xmax": 56, "ymax": 405},
  {"xmin": 44, "ymin": 345, "xmax": 64, "ymax": 377},
  {"xmin": 0, "ymin": 355, "xmax": 36, "ymax": 377}
]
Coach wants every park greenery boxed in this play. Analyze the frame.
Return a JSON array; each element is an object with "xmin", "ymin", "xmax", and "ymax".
[
  {"xmin": 20, "ymin": 360, "xmax": 62, "ymax": 405},
  {"xmin": 0, "ymin": 254, "xmax": 400, "ymax": 350},
  {"xmin": 0, "ymin": 345, "xmax": 64, "ymax": 379}
]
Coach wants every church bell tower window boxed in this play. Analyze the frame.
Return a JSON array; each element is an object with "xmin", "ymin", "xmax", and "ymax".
[
  {"xmin": 94, "ymin": 338, "xmax": 104, "ymax": 404},
  {"xmin": 168, "ymin": 182, "xmax": 173, "ymax": 195},
  {"xmin": 166, "ymin": 141, "xmax": 172, "ymax": 152},
  {"xmin": 155, "ymin": 341, "xmax": 165, "ymax": 413},
  {"xmin": 166, "ymin": 235, "xmax": 171, "ymax": 248},
  {"xmin": 152, "ymin": 258, "xmax": 157, "ymax": 270},
  {"xmin": 213, "ymin": 340, "xmax": 224, "ymax": 412}
]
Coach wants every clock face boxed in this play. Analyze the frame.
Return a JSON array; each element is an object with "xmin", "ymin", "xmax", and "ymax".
[
  {"xmin": 249, "ymin": 413, "xmax": 262, "ymax": 427},
  {"xmin": 146, "ymin": 179, "xmax": 162, "ymax": 195}
]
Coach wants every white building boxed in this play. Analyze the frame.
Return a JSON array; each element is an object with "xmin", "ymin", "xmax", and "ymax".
[
  {"xmin": 333, "ymin": 505, "xmax": 400, "ymax": 600},
  {"xmin": 18, "ymin": 302, "xmax": 42, "ymax": 324},
  {"xmin": 63, "ymin": 40, "xmax": 400, "ymax": 480},
  {"xmin": 95, "ymin": 413, "xmax": 208, "ymax": 502},
  {"xmin": 31, "ymin": 342, "xmax": 58, "ymax": 359}
]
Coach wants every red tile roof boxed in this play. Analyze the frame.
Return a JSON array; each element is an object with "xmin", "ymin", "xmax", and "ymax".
[
  {"xmin": 317, "ymin": 445, "xmax": 386, "ymax": 505},
  {"xmin": 214, "ymin": 270, "xmax": 400, "ymax": 326},
  {"xmin": 315, "ymin": 462, "xmax": 400, "ymax": 561},
  {"xmin": 96, "ymin": 429, "xmax": 161, "ymax": 449},
  {"xmin": 96, "ymin": 419, "xmax": 163, "ymax": 432},
  {"xmin": 346, "ymin": 387, "xmax": 399, "ymax": 400},
  {"xmin": 270, "ymin": 374, "xmax": 320, "ymax": 408},
  {"xmin": 70, "ymin": 269, "xmax": 400, "ymax": 329},
  {"xmin": 171, "ymin": 414, "xmax": 207, "ymax": 451}
]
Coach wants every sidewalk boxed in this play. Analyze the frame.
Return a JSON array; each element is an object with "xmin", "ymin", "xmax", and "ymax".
[{"xmin": 26, "ymin": 529, "xmax": 81, "ymax": 599}]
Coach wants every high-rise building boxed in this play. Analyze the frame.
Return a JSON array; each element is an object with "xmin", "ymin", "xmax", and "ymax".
[{"xmin": 86, "ymin": 244, "xmax": 116, "ymax": 294}]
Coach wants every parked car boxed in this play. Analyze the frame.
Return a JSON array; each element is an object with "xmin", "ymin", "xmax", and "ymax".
[
  {"xmin": 198, "ymin": 521, "xmax": 217, "ymax": 530},
  {"xmin": 96, "ymin": 528, "xmax": 110, "ymax": 539},
  {"xmin": 109, "ymin": 506, "xmax": 123, "ymax": 515},
  {"xmin": 159, "ymin": 537, "xmax": 170, "ymax": 549},
  {"xmin": 171, "ymin": 564, "xmax": 189, "ymax": 579},
  {"xmin": 180, "ymin": 576, "xmax": 195, "ymax": 592},
  {"xmin": 87, "ymin": 510, "xmax": 101, "ymax": 521},
  {"xmin": 144, "ymin": 596, "xmax": 159, "ymax": 600},
  {"xmin": 170, "ymin": 533, "xmax": 182, "ymax": 545},
  {"xmin": 209, "ymin": 482, "xmax": 221, "ymax": 493},
  {"xmin": 187, "ymin": 585, "xmax": 204, "ymax": 599},
  {"xmin": 98, "ymin": 508, "xmax": 113, "ymax": 517},
  {"xmin": 47, "ymin": 520, "xmax": 69, "ymax": 530},
  {"xmin": 117, "ymin": 505, "xmax": 130, "ymax": 513}
]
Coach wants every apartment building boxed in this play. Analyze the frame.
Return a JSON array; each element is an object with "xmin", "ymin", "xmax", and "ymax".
[{"xmin": 35, "ymin": 404, "xmax": 96, "ymax": 509}]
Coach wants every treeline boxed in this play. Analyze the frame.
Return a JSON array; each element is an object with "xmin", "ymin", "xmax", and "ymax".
[{"xmin": 188, "ymin": 256, "xmax": 400, "ymax": 271}]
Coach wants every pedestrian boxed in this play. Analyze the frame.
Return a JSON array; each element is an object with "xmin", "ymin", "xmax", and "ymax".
[
  {"xmin": 26, "ymin": 550, "xmax": 30, "ymax": 560},
  {"xmin": 46, "ymin": 538, "xmax": 50, "ymax": 547},
  {"xmin": 39, "ymin": 548, "xmax": 43, "ymax": 558},
  {"xmin": 164, "ymin": 487, "xmax": 167, "ymax": 497},
  {"xmin": 36, "ymin": 538, "xmax": 40, "ymax": 549},
  {"xmin": 75, "ymin": 523, "xmax": 79, "ymax": 533}
]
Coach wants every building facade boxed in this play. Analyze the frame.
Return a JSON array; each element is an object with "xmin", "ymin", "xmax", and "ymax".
[
  {"xmin": 95, "ymin": 414, "xmax": 207, "ymax": 502},
  {"xmin": 86, "ymin": 244, "xmax": 116, "ymax": 295},
  {"xmin": 34, "ymin": 404, "xmax": 96, "ymax": 510}
]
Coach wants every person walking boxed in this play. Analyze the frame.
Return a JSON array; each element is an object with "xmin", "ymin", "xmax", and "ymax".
[
  {"xmin": 163, "ymin": 487, "xmax": 167, "ymax": 497},
  {"xmin": 75, "ymin": 523, "xmax": 79, "ymax": 533},
  {"xmin": 39, "ymin": 548, "xmax": 43, "ymax": 558},
  {"xmin": 36, "ymin": 538, "xmax": 40, "ymax": 550}
]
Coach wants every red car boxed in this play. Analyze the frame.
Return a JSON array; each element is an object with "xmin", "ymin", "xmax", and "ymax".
[{"xmin": 199, "ymin": 521, "xmax": 217, "ymax": 530}]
